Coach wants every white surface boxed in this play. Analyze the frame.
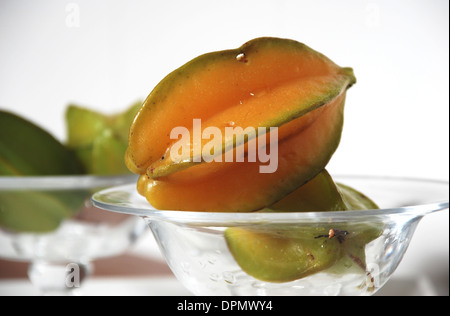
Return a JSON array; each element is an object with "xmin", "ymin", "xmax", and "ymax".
[
  {"xmin": 0, "ymin": 273, "xmax": 444, "ymax": 296},
  {"xmin": 0, "ymin": 276, "xmax": 192, "ymax": 296},
  {"xmin": 0, "ymin": 275, "xmax": 441, "ymax": 296}
]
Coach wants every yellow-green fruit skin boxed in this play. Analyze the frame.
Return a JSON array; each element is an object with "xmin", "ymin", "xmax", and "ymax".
[
  {"xmin": 338, "ymin": 183, "xmax": 379, "ymax": 210},
  {"xmin": 264, "ymin": 170, "xmax": 348, "ymax": 212},
  {"xmin": 225, "ymin": 173, "xmax": 383, "ymax": 283},
  {"xmin": 91, "ymin": 130, "xmax": 130, "ymax": 175},
  {"xmin": 225, "ymin": 226, "xmax": 342, "ymax": 283}
]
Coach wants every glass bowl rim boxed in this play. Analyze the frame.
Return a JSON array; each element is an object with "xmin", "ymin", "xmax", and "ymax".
[
  {"xmin": 91, "ymin": 175, "xmax": 449, "ymax": 225},
  {"xmin": 0, "ymin": 174, "xmax": 138, "ymax": 190}
]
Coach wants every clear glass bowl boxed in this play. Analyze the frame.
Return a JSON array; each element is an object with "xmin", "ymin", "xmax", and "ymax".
[
  {"xmin": 0, "ymin": 174, "xmax": 146, "ymax": 295},
  {"xmin": 92, "ymin": 175, "xmax": 449, "ymax": 296}
]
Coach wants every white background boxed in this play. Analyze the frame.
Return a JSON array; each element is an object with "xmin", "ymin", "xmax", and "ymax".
[
  {"xmin": 0, "ymin": 0, "xmax": 448, "ymax": 181},
  {"xmin": 0, "ymin": 0, "xmax": 449, "ymax": 295}
]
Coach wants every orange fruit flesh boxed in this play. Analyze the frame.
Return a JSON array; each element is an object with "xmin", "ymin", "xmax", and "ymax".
[
  {"xmin": 126, "ymin": 38, "xmax": 343, "ymax": 174},
  {"xmin": 137, "ymin": 92, "xmax": 345, "ymax": 212}
]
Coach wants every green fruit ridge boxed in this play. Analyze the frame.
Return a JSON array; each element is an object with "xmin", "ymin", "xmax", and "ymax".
[{"xmin": 225, "ymin": 170, "xmax": 383, "ymax": 283}]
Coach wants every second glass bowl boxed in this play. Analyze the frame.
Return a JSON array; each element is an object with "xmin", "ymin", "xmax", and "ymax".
[{"xmin": 0, "ymin": 174, "xmax": 146, "ymax": 295}]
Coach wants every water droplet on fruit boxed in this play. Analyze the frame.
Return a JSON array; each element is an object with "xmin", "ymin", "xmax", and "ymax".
[{"xmin": 236, "ymin": 53, "xmax": 247, "ymax": 63}]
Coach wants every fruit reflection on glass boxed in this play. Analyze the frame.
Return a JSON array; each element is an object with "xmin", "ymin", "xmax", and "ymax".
[
  {"xmin": 122, "ymin": 37, "xmax": 388, "ymax": 287},
  {"xmin": 0, "ymin": 101, "xmax": 143, "ymax": 295}
]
